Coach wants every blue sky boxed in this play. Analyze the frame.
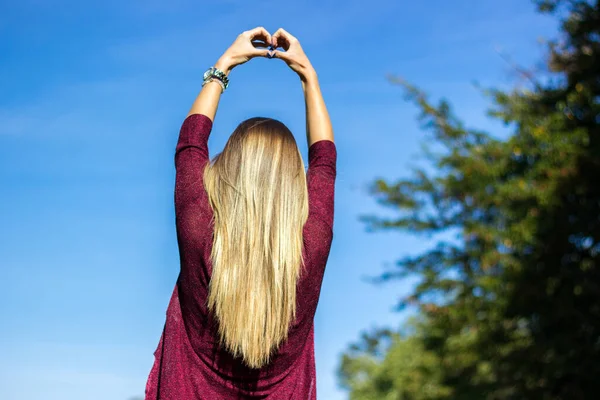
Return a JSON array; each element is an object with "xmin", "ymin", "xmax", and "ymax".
[{"xmin": 0, "ymin": 1, "xmax": 558, "ymax": 399}]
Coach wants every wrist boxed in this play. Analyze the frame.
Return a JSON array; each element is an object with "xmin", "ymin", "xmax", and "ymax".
[
  {"xmin": 214, "ymin": 57, "xmax": 233, "ymax": 76},
  {"xmin": 301, "ymin": 69, "xmax": 319, "ymax": 90}
]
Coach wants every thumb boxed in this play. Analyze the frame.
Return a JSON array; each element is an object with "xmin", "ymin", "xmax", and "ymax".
[
  {"xmin": 253, "ymin": 48, "xmax": 271, "ymax": 58},
  {"xmin": 271, "ymin": 49, "xmax": 291, "ymax": 61}
]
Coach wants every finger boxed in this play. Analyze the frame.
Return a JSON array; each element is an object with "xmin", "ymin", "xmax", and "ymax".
[
  {"xmin": 272, "ymin": 29, "xmax": 287, "ymax": 50},
  {"xmin": 273, "ymin": 28, "xmax": 296, "ymax": 50},
  {"xmin": 272, "ymin": 34, "xmax": 289, "ymax": 51},
  {"xmin": 245, "ymin": 26, "xmax": 271, "ymax": 45},
  {"xmin": 271, "ymin": 49, "xmax": 291, "ymax": 62},
  {"xmin": 276, "ymin": 27, "xmax": 296, "ymax": 40},
  {"xmin": 253, "ymin": 48, "xmax": 271, "ymax": 58}
]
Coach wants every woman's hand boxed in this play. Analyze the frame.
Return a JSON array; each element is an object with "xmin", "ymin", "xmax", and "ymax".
[
  {"xmin": 271, "ymin": 28, "xmax": 316, "ymax": 82},
  {"xmin": 215, "ymin": 27, "xmax": 272, "ymax": 75}
]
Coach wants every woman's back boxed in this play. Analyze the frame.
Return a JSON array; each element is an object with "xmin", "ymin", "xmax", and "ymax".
[{"xmin": 145, "ymin": 114, "xmax": 337, "ymax": 399}]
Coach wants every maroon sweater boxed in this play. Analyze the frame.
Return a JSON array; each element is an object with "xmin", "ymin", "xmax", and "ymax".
[{"xmin": 145, "ymin": 114, "xmax": 337, "ymax": 399}]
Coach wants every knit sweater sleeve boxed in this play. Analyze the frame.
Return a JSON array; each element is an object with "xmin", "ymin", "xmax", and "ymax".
[{"xmin": 174, "ymin": 113, "xmax": 213, "ymax": 214}]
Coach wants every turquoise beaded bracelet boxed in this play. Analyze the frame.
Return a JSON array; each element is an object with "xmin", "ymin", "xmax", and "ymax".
[{"xmin": 203, "ymin": 67, "xmax": 229, "ymax": 91}]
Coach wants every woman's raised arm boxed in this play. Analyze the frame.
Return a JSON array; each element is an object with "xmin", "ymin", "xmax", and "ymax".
[
  {"xmin": 271, "ymin": 28, "xmax": 335, "ymax": 147},
  {"xmin": 176, "ymin": 27, "xmax": 272, "ymax": 212},
  {"xmin": 186, "ymin": 27, "xmax": 273, "ymax": 121},
  {"xmin": 271, "ymin": 29, "xmax": 337, "ymax": 232}
]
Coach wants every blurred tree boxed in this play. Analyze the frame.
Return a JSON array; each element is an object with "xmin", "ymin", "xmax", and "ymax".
[
  {"xmin": 338, "ymin": 323, "xmax": 454, "ymax": 400},
  {"xmin": 339, "ymin": 0, "xmax": 599, "ymax": 399}
]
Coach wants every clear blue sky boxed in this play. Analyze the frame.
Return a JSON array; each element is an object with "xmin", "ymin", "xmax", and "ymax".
[{"xmin": 0, "ymin": 1, "xmax": 557, "ymax": 399}]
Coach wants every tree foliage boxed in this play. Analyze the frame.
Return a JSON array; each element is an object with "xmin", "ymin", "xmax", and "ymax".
[{"xmin": 339, "ymin": 1, "xmax": 600, "ymax": 398}]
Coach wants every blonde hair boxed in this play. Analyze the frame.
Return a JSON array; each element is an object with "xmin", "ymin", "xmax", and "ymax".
[{"xmin": 203, "ymin": 117, "xmax": 309, "ymax": 369}]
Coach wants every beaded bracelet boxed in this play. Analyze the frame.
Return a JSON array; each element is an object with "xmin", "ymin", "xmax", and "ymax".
[
  {"xmin": 202, "ymin": 77, "xmax": 226, "ymax": 93},
  {"xmin": 203, "ymin": 67, "xmax": 229, "ymax": 91}
]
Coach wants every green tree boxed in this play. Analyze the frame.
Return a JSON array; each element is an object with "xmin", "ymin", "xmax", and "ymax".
[
  {"xmin": 338, "ymin": 322, "xmax": 454, "ymax": 400},
  {"xmin": 339, "ymin": 1, "xmax": 599, "ymax": 398}
]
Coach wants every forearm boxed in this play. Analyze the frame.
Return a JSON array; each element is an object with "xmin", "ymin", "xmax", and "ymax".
[
  {"xmin": 186, "ymin": 58, "xmax": 232, "ymax": 122},
  {"xmin": 302, "ymin": 71, "xmax": 334, "ymax": 147}
]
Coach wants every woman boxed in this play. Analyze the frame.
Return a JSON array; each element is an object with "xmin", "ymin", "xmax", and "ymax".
[{"xmin": 145, "ymin": 26, "xmax": 336, "ymax": 399}]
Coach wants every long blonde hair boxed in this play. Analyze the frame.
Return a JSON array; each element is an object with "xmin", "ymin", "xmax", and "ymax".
[{"xmin": 203, "ymin": 117, "xmax": 309, "ymax": 369}]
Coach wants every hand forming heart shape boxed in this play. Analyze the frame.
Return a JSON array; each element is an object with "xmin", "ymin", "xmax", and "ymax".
[{"xmin": 217, "ymin": 27, "xmax": 315, "ymax": 83}]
